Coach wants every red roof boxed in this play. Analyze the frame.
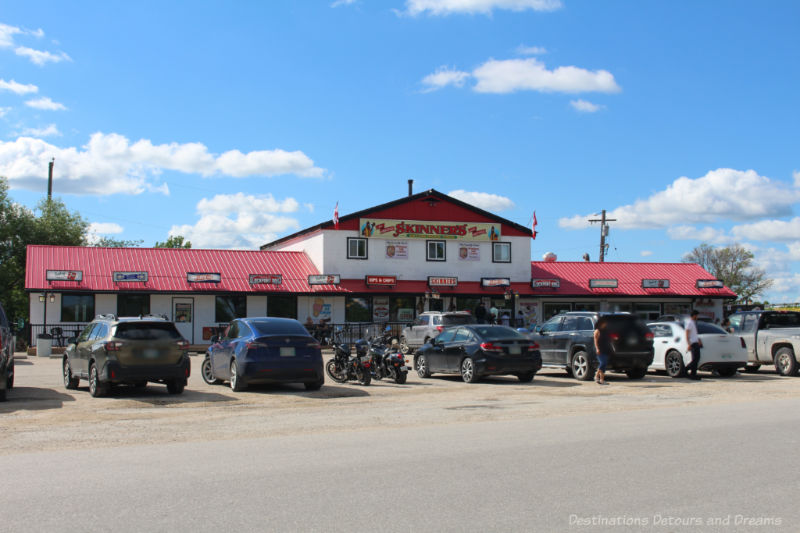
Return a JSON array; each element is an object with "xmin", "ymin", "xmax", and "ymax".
[
  {"xmin": 25, "ymin": 245, "xmax": 347, "ymax": 293},
  {"xmin": 530, "ymin": 261, "xmax": 736, "ymax": 298}
]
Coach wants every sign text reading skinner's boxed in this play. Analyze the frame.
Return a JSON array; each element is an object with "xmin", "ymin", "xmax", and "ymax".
[{"xmin": 359, "ymin": 219, "xmax": 501, "ymax": 241}]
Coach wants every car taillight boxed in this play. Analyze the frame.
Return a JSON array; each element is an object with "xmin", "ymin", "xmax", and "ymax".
[
  {"xmin": 246, "ymin": 341, "xmax": 268, "ymax": 350},
  {"xmin": 527, "ymin": 343, "xmax": 540, "ymax": 351},
  {"xmin": 177, "ymin": 339, "xmax": 189, "ymax": 349},
  {"xmin": 609, "ymin": 333, "xmax": 620, "ymax": 342},
  {"xmin": 740, "ymin": 337, "xmax": 746, "ymax": 348},
  {"xmin": 436, "ymin": 326, "xmax": 443, "ymax": 332},
  {"xmin": 104, "ymin": 341, "xmax": 123, "ymax": 352},
  {"xmin": 645, "ymin": 332, "xmax": 654, "ymax": 341},
  {"xmin": 480, "ymin": 342, "xmax": 503, "ymax": 353}
]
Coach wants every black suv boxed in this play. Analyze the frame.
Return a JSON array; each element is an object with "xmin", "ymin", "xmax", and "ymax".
[
  {"xmin": 529, "ymin": 312, "xmax": 654, "ymax": 381},
  {"xmin": 0, "ymin": 301, "xmax": 13, "ymax": 401},
  {"xmin": 63, "ymin": 314, "xmax": 190, "ymax": 397}
]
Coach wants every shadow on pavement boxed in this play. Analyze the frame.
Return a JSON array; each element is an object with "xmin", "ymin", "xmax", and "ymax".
[{"xmin": 0, "ymin": 386, "xmax": 76, "ymax": 412}]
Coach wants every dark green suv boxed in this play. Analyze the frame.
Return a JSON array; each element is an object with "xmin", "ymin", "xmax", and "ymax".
[{"xmin": 63, "ymin": 314, "xmax": 191, "ymax": 397}]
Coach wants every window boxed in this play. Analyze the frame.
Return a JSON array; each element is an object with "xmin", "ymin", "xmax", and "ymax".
[
  {"xmin": 268, "ymin": 295, "xmax": 297, "ymax": 319},
  {"xmin": 347, "ymin": 237, "xmax": 367, "ymax": 259},
  {"xmin": 651, "ymin": 324, "xmax": 672, "ymax": 338},
  {"xmin": 742, "ymin": 314, "xmax": 757, "ymax": 333},
  {"xmin": 728, "ymin": 314, "xmax": 743, "ymax": 333},
  {"xmin": 117, "ymin": 294, "xmax": 150, "ymax": 317},
  {"xmin": 414, "ymin": 315, "xmax": 429, "ymax": 326},
  {"xmin": 215, "ymin": 295, "xmax": 246, "ymax": 323},
  {"xmin": 426, "ymin": 240, "xmax": 446, "ymax": 261},
  {"xmin": 539, "ymin": 316, "xmax": 563, "ymax": 334},
  {"xmin": 345, "ymin": 297, "xmax": 371, "ymax": 322},
  {"xmin": 61, "ymin": 293, "xmax": 95, "ymax": 322},
  {"xmin": 492, "ymin": 242, "xmax": 511, "ymax": 263},
  {"xmin": 453, "ymin": 328, "xmax": 471, "ymax": 343},
  {"xmin": 435, "ymin": 329, "xmax": 456, "ymax": 343}
]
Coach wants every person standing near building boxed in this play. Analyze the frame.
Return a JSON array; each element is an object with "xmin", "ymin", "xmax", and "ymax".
[
  {"xmin": 684, "ymin": 310, "xmax": 703, "ymax": 380},
  {"xmin": 593, "ymin": 316, "xmax": 612, "ymax": 385},
  {"xmin": 475, "ymin": 301, "xmax": 487, "ymax": 324}
]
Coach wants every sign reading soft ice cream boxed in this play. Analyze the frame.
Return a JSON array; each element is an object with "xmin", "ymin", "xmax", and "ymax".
[
  {"xmin": 385, "ymin": 241, "xmax": 408, "ymax": 259},
  {"xmin": 46, "ymin": 270, "xmax": 83, "ymax": 282},
  {"xmin": 308, "ymin": 274, "xmax": 341, "ymax": 285},
  {"xmin": 310, "ymin": 297, "xmax": 332, "ymax": 321},
  {"xmin": 360, "ymin": 219, "xmax": 501, "ymax": 241}
]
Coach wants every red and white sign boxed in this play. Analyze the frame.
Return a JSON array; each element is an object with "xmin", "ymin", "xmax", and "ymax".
[
  {"xmin": 373, "ymin": 296, "xmax": 390, "ymax": 321},
  {"xmin": 187, "ymin": 272, "xmax": 221, "ymax": 283},
  {"xmin": 696, "ymin": 279, "xmax": 724, "ymax": 289},
  {"xmin": 532, "ymin": 278, "xmax": 560, "ymax": 289},
  {"xmin": 481, "ymin": 277, "xmax": 511, "ymax": 288},
  {"xmin": 249, "ymin": 274, "xmax": 282, "ymax": 285},
  {"xmin": 428, "ymin": 276, "xmax": 458, "ymax": 287},
  {"xmin": 308, "ymin": 274, "xmax": 341, "ymax": 285},
  {"xmin": 46, "ymin": 270, "xmax": 83, "ymax": 282},
  {"xmin": 366, "ymin": 275, "xmax": 397, "ymax": 286}
]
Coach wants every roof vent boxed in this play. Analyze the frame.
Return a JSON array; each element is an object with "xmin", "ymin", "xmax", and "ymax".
[{"xmin": 543, "ymin": 252, "xmax": 557, "ymax": 262}]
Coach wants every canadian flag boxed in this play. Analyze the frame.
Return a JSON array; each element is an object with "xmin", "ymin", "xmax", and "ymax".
[
  {"xmin": 333, "ymin": 202, "xmax": 339, "ymax": 230},
  {"xmin": 532, "ymin": 211, "xmax": 538, "ymax": 240}
]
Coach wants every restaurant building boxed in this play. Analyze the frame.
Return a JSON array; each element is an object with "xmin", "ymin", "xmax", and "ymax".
[{"xmin": 25, "ymin": 188, "xmax": 734, "ymax": 346}]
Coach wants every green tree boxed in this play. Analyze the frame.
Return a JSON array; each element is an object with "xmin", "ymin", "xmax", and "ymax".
[
  {"xmin": 683, "ymin": 243, "xmax": 773, "ymax": 303},
  {"xmin": 93, "ymin": 236, "xmax": 143, "ymax": 247},
  {"xmin": 155, "ymin": 235, "xmax": 191, "ymax": 248}
]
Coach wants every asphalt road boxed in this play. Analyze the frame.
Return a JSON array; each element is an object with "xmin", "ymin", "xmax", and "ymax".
[{"xmin": 2, "ymin": 376, "xmax": 799, "ymax": 532}]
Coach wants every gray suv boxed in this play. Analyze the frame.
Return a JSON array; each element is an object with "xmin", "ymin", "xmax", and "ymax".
[
  {"xmin": 63, "ymin": 314, "xmax": 191, "ymax": 397},
  {"xmin": 400, "ymin": 311, "xmax": 476, "ymax": 353},
  {"xmin": 0, "ymin": 301, "xmax": 13, "ymax": 401}
]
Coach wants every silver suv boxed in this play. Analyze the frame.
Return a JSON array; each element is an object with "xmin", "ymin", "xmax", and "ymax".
[{"xmin": 400, "ymin": 311, "xmax": 476, "ymax": 353}]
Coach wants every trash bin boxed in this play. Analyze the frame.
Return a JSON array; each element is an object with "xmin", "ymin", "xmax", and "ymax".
[{"xmin": 36, "ymin": 333, "xmax": 52, "ymax": 358}]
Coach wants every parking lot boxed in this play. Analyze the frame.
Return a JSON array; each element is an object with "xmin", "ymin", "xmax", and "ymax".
[{"xmin": 3, "ymin": 350, "xmax": 799, "ymax": 455}]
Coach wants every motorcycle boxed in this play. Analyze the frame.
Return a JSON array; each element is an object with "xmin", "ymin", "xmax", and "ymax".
[
  {"xmin": 361, "ymin": 329, "xmax": 409, "ymax": 384},
  {"xmin": 325, "ymin": 330, "xmax": 371, "ymax": 386}
]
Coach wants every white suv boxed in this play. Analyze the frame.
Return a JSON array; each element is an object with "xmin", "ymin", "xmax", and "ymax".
[{"xmin": 400, "ymin": 312, "xmax": 476, "ymax": 353}]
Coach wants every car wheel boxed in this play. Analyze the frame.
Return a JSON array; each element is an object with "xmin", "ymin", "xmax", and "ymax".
[
  {"xmin": 416, "ymin": 354, "xmax": 431, "ymax": 378},
  {"xmin": 304, "ymin": 378, "xmax": 324, "ymax": 391},
  {"xmin": 570, "ymin": 351, "xmax": 593, "ymax": 381},
  {"xmin": 665, "ymin": 350, "xmax": 686, "ymax": 378},
  {"xmin": 167, "ymin": 380, "xmax": 185, "ymax": 394},
  {"xmin": 6, "ymin": 359, "xmax": 13, "ymax": 389},
  {"xmin": 63, "ymin": 357, "xmax": 79, "ymax": 390},
  {"xmin": 356, "ymin": 366, "xmax": 371, "ymax": 386},
  {"xmin": 774, "ymin": 348, "xmax": 798, "ymax": 376},
  {"xmin": 517, "ymin": 372, "xmax": 535, "ymax": 383},
  {"xmin": 626, "ymin": 367, "xmax": 647, "ymax": 380},
  {"xmin": 461, "ymin": 357, "xmax": 480, "ymax": 383},
  {"xmin": 325, "ymin": 360, "xmax": 347, "ymax": 383},
  {"xmin": 89, "ymin": 362, "xmax": 108, "ymax": 397},
  {"xmin": 743, "ymin": 364, "xmax": 761, "ymax": 373},
  {"xmin": 399, "ymin": 336, "xmax": 412, "ymax": 355},
  {"xmin": 201, "ymin": 354, "xmax": 222, "ymax": 385},
  {"xmin": 230, "ymin": 359, "xmax": 247, "ymax": 391},
  {"xmin": 715, "ymin": 367, "xmax": 738, "ymax": 378}
]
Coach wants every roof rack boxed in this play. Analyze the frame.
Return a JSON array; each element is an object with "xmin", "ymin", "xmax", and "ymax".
[
  {"xmin": 94, "ymin": 313, "xmax": 117, "ymax": 320},
  {"xmin": 138, "ymin": 313, "xmax": 169, "ymax": 320}
]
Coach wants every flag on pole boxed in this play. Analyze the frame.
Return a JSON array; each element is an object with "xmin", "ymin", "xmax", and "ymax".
[
  {"xmin": 333, "ymin": 202, "xmax": 339, "ymax": 230},
  {"xmin": 532, "ymin": 211, "xmax": 538, "ymax": 240}
]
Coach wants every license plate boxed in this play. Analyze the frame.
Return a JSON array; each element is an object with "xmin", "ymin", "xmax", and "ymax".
[
  {"xmin": 626, "ymin": 336, "xmax": 638, "ymax": 345},
  {"xmin": 143, "ymin": 349, "xmax": 159, "ymax": 358},
  {"xmin": 280, "ymin": 347, "xmax": 295, "ymax": 357},
  {"xmin": 509, "ymin": 345, "xmax": 521, "ymax": 355},
  {"xmin": 722, "ymin": 354, "xmax": 732, "ymax": 359}
]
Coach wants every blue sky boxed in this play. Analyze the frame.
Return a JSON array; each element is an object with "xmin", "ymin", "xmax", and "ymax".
[{"xmin": 1, "ymin": 0, "xmax": 799, "ymax": 302}]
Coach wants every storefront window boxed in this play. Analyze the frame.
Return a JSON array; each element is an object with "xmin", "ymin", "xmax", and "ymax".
[
  {"xmin": 634, "ymin": 303, "xmax": 661, "ymax": 321},
  {"xmin": 663, "ymin": 304, "xmax": 690, "ymax": 316},
  {"xmin": 62, "ymin": 293, "xmax": 95, "ymax": 322},
  {"xmin": 456, "ymin": 297, "xmax": 481, "ymax": 314},
  {"xmin": 346, "ymin": 297, "xmax": 371, "ymax": 322},
  {"xmin": 543, "ymin": 302, "xmax": 571, "ymax": 320},
  {"xmin": 390, "ymin": 297, "xmax": 416, "ymax": 322},
  {"xmin": 117, "ymin": 294, "xmax": 150, "ymax": 317},
  {"xmin": 610, "ymin": 303, "xmax": 633, "ymax": 313},
  {"xmin": 428, "ymin": 298, "xmax": 444, "ymax": 312},
  {"xmin": 573, "ymin": 302, "xmax": 598, "ymax": 312},
  {"xmin": 216, "ymin": 295, "xmax": 247, "ymax": 322},
  {"xmin": 268, "ymin": 295, "xmax": 297, "ymax": 319}
]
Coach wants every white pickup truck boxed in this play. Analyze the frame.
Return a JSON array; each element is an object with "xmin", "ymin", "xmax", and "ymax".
[{"xmin": 728, "ymin": 311, "xmax": 800, "ymax": 375}]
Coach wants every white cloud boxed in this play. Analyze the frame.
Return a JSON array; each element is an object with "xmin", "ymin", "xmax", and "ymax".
[
  {"xmin": 559, "ymin": 169, "xmax": 800, "ymax": 230},
  {"xmin": 88, "ymin": 222, "xmax": 124, "ymax": 235},
  {"xmin": 0, "ymin": 23, "xmax": 23, "ymax": 48},
  {"xmin": 25, "ymin": 96, "xmax": 67, "ymax": 111},
  {"xmin": 473, "ymin": 58, "xmax": 621, "ymax": 94},
  {"xmin": 794, "ymin": 170, "xmax": 800, "ymax": 187},
  {"xmin": 20, "ymin": 124, "xmax": 60, "ymax": 137},
  {"xmin": 570, "ymin": 99, "xmax": 604, "ymax": 113},
  {"xmin": 421, "ymin": 66, "xmax": 471, "ymax": 92},
  {"xmin": 731, "ymin": 217, "xmax": 800, "ymax": 242},
  {"xmin": 640, "ymin": 250, "xmax": 653, "ymax": 257},
  {"xmin": 448, "ymin": 189, "xmax": 515, "ymax": 211},
  {"xmin": 0, "ymin": 107, "xmax": 9, "ymax": 118},
  {"xmin": 14, "ymin": 46, "xmax": 71, "ymax": 66},
  {"xmin": 667, "ymin": 225, "xmax": 731, "ymax": 244},
  {"xmin": 516, "ymin": 45, "xmax": 547, "ymax": 55},
  {"xmin": 331, "ymin": 0, "xmax": 357, "ymax": 6},
  {"xmin": 170, "ymin": 193, "xmax": 302, "ymax": 249},
  {"xmin": 0, "ymin": 133, "xmax": 325, "ymax": 196},
  {"xmin": 0, "ymin": 78, "xmax": 38, "ymax": 95},
  {"xmin": 404, "ymin": 0, "xmax": 562, "ymax": 16}
]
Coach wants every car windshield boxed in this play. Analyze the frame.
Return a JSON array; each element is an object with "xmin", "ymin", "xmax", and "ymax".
[
  {"xmin": 250, "ymin": 319, "xmax": 310, "ymax": 337},
  {"xmin": 763, "ymin": 313, "xmax": 800, "ymax": 328},
  {"xmin": 471, "ymin": 326, "xmax": 524, "ymax": 340},
  {"xmin": 114, "ymin": 322, "xmax": 181, "ymax": 340},
  {"xmin": 442, "ymin": 314, "xmax": 475, "ymax": 326}
]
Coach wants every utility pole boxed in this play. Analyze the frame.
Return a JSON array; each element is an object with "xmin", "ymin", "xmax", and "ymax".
[
  {"xmin": 588, "ymin": 210, "xmax": 617, "ymax": 262},
  {"xmin": 47, "ymin": 158, "xmax": 54, "ymax": 200}
]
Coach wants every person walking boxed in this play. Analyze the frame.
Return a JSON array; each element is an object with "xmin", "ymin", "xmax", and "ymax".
[
  {"xmin": 684, "ymin": 310, "xmax": 703, "ymax": 380},
  {"xmin": 475, "ymin": 302, "xmax": 487, "ymax": 324},
  {"xmin": 593, "ymin": 316, "xmax": 612, "ymax": 385}
]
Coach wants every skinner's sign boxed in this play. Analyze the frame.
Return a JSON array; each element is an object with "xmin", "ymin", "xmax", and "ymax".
[{"xmin": 359, "ymin": 219, "xmax": 501, "ymax": 241}]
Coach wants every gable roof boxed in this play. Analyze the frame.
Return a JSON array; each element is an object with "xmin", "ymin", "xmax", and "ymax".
[
  {"xmin": 261, "ymin": 188, "xmax": 533, "ymax": 249},
  {"xmin": 530, "ymin": 261, "xmax": 737, "ymax": 298}
]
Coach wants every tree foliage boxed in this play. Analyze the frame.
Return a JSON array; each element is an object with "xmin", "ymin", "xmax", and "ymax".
[
  {"xmin": 683, "ymin": 243, "xmax": 773, "ymax": 302},
  {"xmin": 93, "ymin": 236, "xmax": 144, "ymax": 248},
  {"xmin": 154, "ymin": 235, "xmax": 191, "ymax": 248}
]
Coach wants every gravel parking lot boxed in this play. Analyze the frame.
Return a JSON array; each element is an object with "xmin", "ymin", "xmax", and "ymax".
[{"xmin": 2, "ymin": 351, "xmax": 798, "ymax": 455}]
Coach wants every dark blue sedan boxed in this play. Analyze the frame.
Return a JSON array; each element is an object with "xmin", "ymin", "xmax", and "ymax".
[{"xmin": 202, "ymin": 317, "xmax": 324, "ymax": 391}]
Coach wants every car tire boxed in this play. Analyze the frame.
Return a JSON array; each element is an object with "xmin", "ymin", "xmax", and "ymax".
[
  {"xmin": 416, "ymin": 354, "xmax": 431, "ymax": 378},
  {"xmin": 626, "ymin": 367, "xmax": 647, "ymax": 380},
  {"xmin": 570, "ymin": 351, "xmax": 593, "ymax": 381},
  {"xmin": 399, "ymin": 336, "xmax": 412, "ymax": 355},
  {"xmin": 304, "ymin": 378, "xmax": 324, "ymax": 391},
  {"xmin": 743, "ymin": 364, "xmax": 761, "ymax": 373},
  {"xmin": 6, "ymin": 359, "xmax": 13, "ymax": 389},
  {"xmin": 230, "ymin": 359, "xmax": 247, "ymax": 391},
  {"xmin": 774, "ymin": 348, "xmax": 798, "ymax": 376},
  {"xmin": 460, "ymin": 357, "xmax": 480, "ymax": 383},
  {"xmin": 201, "ymin": 354, "xmax": 222, "ymax": 385},
  {"xmin": 167, "ymin": 380, "xmax": 185, "ymax": 394},
  {"xmin": 517, "ymin": 372, "xmax": 535, "ymax": 383},
  {"xmin": 63, "ymin": 357, "xmax": 79, "ymax": 390},
  {"xmin": 665, "ymin": 350, "xmax": 686, "ymax": 378},
  {"xmin": 715, "ymin": 367, "xmax": 738, "ymax": 378},
  {"xmin": 89, "ymin": 362, "xmax": 108, "ymax": 398},
  {"xmin": 0, "ymin": 388, "xmax": 5, "ymax": 401}
]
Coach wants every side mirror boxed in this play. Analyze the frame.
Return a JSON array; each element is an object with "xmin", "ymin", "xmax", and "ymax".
[{"xmin": 210, "ymin": 335, "xmax": 219, "ymax": 344}]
